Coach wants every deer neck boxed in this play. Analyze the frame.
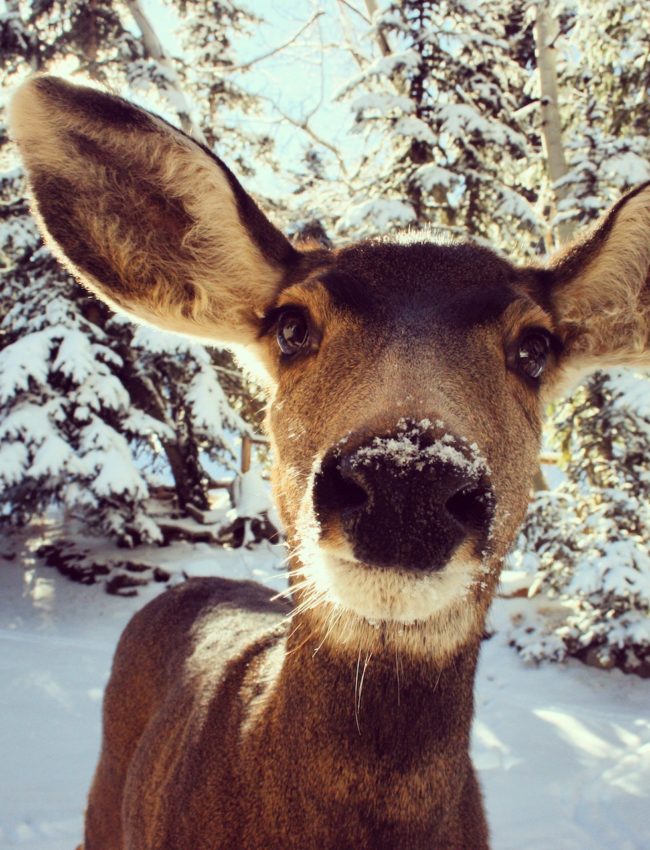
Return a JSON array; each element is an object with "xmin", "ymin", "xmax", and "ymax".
[
  {"xmin": 246, "ymin": 618, "xmax": 483, "ymax": 844},
  {"xmin": 277, "ymin": 624, "xmax": 479, "ymax": 759}
]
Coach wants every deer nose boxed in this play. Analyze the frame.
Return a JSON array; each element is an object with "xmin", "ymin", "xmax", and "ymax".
[{"xmin": 313, "ymin": 428, "xmax": 494, "ymax": 572}]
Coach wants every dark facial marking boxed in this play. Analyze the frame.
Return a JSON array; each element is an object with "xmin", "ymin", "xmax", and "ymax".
[
  {"xmin": 320, "ymin": 270, "xmax": 374, "ymax": 313},
  {"xmin": 318, "ymin": 240, "xmax": 520, "ymax": 331}
]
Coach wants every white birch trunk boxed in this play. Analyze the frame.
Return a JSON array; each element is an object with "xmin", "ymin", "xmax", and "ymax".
[
  {"xmin": 125, "ymin": 0, "xmax": 205, "ymax": 143},
  {"xmin": 534, "ymin": 2, "xmax": 575, "ymax": 245}
]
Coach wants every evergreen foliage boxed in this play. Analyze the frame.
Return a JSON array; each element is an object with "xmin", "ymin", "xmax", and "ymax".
[
  {"xmin": 0, "ymin": 0, "xmax": 266, "ymax": 543},
  {"xmin": 508, "ymin": 0, "xmax": 650, "ymax": 670},
  {"xmin": 510, "ymin": 371, "xmax": 650, "ymax": 673},
  {"xmin": 555, "ymin": 0, "xmax": 650, "ymax": 229},
  {"xmin": 332, "ymin": 0, "xmax": 542, "ymax": 254}
]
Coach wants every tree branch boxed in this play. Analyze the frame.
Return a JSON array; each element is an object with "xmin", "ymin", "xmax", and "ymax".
[
  {"xmin": 338, "ymin": 0, "xmax": 370, "ymax": 24},
  {"xmin": 364, "ymin": 0, "xmax": 392, "ymax": 58},
  {"xmin": 124, "ymin": 0, "xmax": 205, "ymax": 143},
  {"xmin": 258, "ymin": 95, "xmax": 349, "ymax": 177},
  {"xmin": 233, "ymin": 11, "xmax": 325, "ymax": 72}
]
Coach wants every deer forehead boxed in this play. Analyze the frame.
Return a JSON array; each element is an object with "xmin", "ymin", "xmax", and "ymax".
[
  {"xmin": 266, "ymin": 241, "xmax": 548, "ymax": 477},
  {"xmin": 276, "ymin": 240, "xmax": 548, "ymax": 343}
]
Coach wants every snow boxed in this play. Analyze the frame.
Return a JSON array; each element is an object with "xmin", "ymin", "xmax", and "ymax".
[
  {"xmin": 365, "ymin": 48, "xmax": 421, "ymax": 78},
  {"xmin": 437, "ymin": 103, "xmax": 526, "ymax": 149},
  {"xmin": 603, "ymin": 151, "xmax": 650, "ymax": 187},
  {"xmin": 338, "ymin": 198, "xmax": 416, "ymax": 233},
  {"xmin": 1, "ymin": 539, "xmax": 649, "ymax": 850},
  {"xmin": 348, "ymin": 92, "xmax": 414, "ymax": 117},
  {"xmin": 231, "ymin": 468, "xmax": 273, "ymax": 519},
  {"xmin": 0, "ymin": 331, "xmax": 53, "ymax": 403},
  {"xmin": 480, "ymin": 602, "xmax": 650, "ymax": 850},
  {"xmin": 392, "ymin": 116, "xmax": 436, "ymax": 145},
  {"xmin": 352, "ymin": 418, "xmax": 490, "ymax": 480},
  {"xmin": 413, "ymin": 163, "xmax": 458, "ymax": 192}
]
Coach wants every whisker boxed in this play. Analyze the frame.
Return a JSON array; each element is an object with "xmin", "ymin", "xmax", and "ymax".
[
  {"xmin": 312, "ymin": 607, "xmax": 342, "ymax": 656},
  {"xmin": 285, "ymin": 626, "xmax": 318, "ymax": 657},
  {"xmin": 269, "ymin": 587, "xmax": 293, "ymax": 602},
  {"xmin": 395, "ymin": 647, "xmax": 401, "ymax": 708},
  {"xmin": 284, "ymin": 586, "xmax": 329, "ymax": 620},
  {"xmin": 286, "ymin": 621, "xmax": 303, "ymax": 643},
  {"xmin": 358, "ymin": 651, "xmax": 372, "ymax": 719},
  {"xmin": 270, "ymin": 576, "xmax": 314, "ymax": 602},
  {"xmin": 432, "ymin": 667, "xmax": 443, "ymax": 695},
  {"xmin": 354, "ymin": 649, "xmax": 362, "ymax": 735}
]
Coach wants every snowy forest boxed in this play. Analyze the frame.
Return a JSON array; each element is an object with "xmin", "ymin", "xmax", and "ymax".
[{"xmin": 1, "ymin": 1, "xmax": 650, "ymax": 849}]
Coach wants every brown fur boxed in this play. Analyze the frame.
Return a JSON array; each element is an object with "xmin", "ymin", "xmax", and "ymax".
[
  {"xmin": 544, "ymin": 182, "xmax": 650, "ymax": 382},
  {"xmin": 9, "ymin": 76, "xmax": 298, "ymax": 343},
  {"xmin": 11, "ymin": 77, "xmax": 650, "ymax": 850}
]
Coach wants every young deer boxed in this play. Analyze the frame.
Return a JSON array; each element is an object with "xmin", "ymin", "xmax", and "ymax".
[{"xmin": 10, "ymin": 76, "xmax": 650, "ymax": 850}]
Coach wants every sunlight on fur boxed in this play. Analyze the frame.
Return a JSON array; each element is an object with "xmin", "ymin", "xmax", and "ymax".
[
  {"xmin": 287, "ymin": 458, "xmax": 490, "ymax": 661},
  {"xmin": 9, "ymin": 76, "xmax": 286, "ymax": 345}
]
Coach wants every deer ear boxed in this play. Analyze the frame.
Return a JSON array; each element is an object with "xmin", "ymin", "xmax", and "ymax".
[
  {"xmin": 544, "ymin": 182, "xmax": 650, "ymax": 383},
  {"xmin": 9, "ymin": 75, "xmax": 300, "ymax": 344}
]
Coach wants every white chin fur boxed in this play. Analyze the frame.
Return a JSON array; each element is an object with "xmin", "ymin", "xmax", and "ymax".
[{"xmin": 304, "ymin": 542, "xmax": 480, "ymax": 625}]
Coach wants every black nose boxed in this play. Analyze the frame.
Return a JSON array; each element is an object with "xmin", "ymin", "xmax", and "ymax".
[{"xmin": 313, "ymin": 424, "xmax": 494, "ymax": 571}]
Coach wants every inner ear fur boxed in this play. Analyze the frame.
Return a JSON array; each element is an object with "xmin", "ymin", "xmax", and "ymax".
[
  {"xmin": 545, "ymin": 181, "xmax": 650, "ymax": 371},
  {"xmin": 9, "ymin": 75, "xmax": 300, "ymax": 343}
]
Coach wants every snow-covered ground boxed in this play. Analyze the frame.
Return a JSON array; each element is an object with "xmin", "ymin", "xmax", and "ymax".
[{"xmin": 1, "ymin": 535, "xmax": 649, "ymax": 850}]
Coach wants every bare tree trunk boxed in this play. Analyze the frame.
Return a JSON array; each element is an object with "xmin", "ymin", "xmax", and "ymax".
[
  {"xmin": 124, "ymin": 0, "xmax": 205, "ymax": 143},
  {"xmin": 363, "ymin": 0, "xmax": 392, "ymax": 57},
  {"xmin": 534, "ymin": 3, "xmax": 575, "ymax": 246}
]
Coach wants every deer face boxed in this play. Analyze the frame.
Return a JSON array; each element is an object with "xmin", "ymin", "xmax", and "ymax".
[
  {"xmin": 12, "ymin": 77, "xmax": 650, "ymax": 662},
  {"xmin": 262, "ymin": 242, "xmax": 554, "ymax": 659}
]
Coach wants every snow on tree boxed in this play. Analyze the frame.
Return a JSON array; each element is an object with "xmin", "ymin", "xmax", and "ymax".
[
  {"xmin": 509, "ymin": 371, "xmax": 650, "ymax": 675},
  {"xmin": 0, "ymin": 177, "xmax": 158, "ymax": 544},
  {"xmin": 0, "ymin": 1, "xmax": 273, "ymax": 545},
  {"xmin": 508, "ymin": 0, "xmax": 650, "ymax": 673},
  {"xmin": 175, "ymin": 1, "xmax": 261, "ymax": 156},
  {"xmin": 551, "ymin": 0, "xmax": 650, "ymax": 231},
  {"xmin": 328, "ymin": 0, "xmax": 543, "ymax": 254}
]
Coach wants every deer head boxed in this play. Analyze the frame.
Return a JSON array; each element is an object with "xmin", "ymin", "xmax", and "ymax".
[{"xmin": 11, "ymin": 76, "xmax": 650, "ymax": 668}]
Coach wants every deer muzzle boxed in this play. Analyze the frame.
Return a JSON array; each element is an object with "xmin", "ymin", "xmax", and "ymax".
[{"xmin": 313, "ymin": 419, "xmax": 494, "ymax": 572}]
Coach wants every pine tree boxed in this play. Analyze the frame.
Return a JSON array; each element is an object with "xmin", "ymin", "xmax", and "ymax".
[
  {"xmin": 554, "ymin": 0, "xmax": 650, "ymax": 230},
  {"xmin": 0, "ymin": 1, "xmax": 267, "ymax": 544},
  {"xmin": 329, "ymin": 0, "xmax": 542, "ymax": 254},
  {"xmin": 510, "ymin": 371, "xmax": 650, "ymax": 675},
  {"xmin": 509, "ymin": 0, "xmax": 650, "ymax": 673},
  {"xmin": 0, "ymin": 176, "xmax": 163, "ymax": 544}
]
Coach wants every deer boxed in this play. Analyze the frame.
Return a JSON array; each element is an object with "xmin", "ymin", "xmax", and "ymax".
[{"xmin": 9, "ymin": 75, "xmax": 650, "ymax": 850}]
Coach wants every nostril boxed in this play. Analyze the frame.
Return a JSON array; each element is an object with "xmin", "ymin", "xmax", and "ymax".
[
  {"xmin": 335, "ymin": 470, "xmax": 368, "ymax": 514},
  {"xmin": 445, "ymin": 485, "xmax": 493, "ymax": 532},
  {"xmin": 314, "ymin": 454, "xmax": 369, "ymax": 522}
]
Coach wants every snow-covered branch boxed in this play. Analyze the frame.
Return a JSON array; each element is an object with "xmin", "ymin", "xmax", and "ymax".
[{"xmin": 124, "ymin": 0, "xmax": 204, "ymax": 143}]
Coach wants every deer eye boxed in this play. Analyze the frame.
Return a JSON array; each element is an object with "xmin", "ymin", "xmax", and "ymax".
[
  {"xmin": 516, "ymin": 330, "xmax": 552, "ymax": 380},
  {"xmin": 277, "ymin": 309, "xmax": 310, "ymax": 356}
]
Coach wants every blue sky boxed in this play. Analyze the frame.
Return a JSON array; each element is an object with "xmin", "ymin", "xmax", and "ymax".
[
  {"xmin": 0, "ymin": 0, "xmax": 375, "ymax": 206},
  {"xmin": 144, "ymin": 0, "xmax": 369, "ymax": 193}
]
